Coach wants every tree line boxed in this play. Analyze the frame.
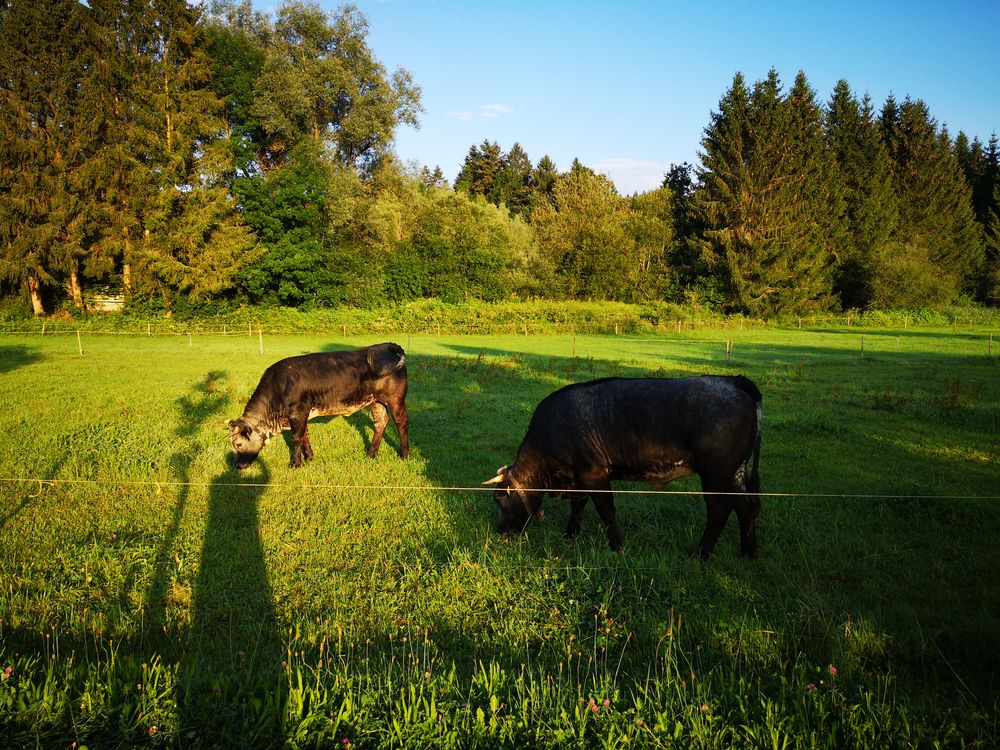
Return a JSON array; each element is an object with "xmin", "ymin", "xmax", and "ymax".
[{"xmin": 1, "ymin": 0, "xmax": 997, "ymax": 318}]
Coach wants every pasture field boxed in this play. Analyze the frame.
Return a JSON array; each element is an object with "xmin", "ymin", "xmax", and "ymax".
[{"xmin": 0, "ymin": 325, "xmax": 998, "ymax": 748}]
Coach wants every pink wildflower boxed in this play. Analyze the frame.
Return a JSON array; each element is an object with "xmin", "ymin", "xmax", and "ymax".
[
  {"xmin": 807, "ymin": 683, "xmax": 817, "ymax": 692},
  {"xmin": 828, "ymin": 665, "xmax": 838, "ymax": 676}
]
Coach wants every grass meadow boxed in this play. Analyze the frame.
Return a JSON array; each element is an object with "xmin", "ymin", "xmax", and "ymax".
[{"xmin": 0, "ymin": 325, "xmax": 998, "ymax": 748}]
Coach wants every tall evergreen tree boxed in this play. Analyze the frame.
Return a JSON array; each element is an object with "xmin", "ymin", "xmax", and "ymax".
[
  {"xmin": 0, "ymin": 0, "xmax": 88, "ymax": 314},
  {"xmin": 692, "ymin": 70, "xmax": 842, "ymax": 316},
  {"xmin": 453, "ymin": 140, "xmax": 502, "ymax": 198},
  {"xmin": 878, "ymin": 97, "xmax": 984, "ymax": 305},
  {"xmin": 825, "ymin": 81, "xmax": 899, "ymax": 308},
  {"xmin": 116, "ymin": 0, "xmax": 257, "ymax": 305},
  {"xmin": 490, "ymin": 143, "xmax": 534, "ymax": 219}
]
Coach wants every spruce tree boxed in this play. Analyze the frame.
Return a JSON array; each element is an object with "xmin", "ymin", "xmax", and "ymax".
[
  {"xmin": 692, "ymin": 70, "xmax": 842, "ymax": 317},
  {"xmin": 0, "ymin": 0, "xmax": 87, "ymax": 314},
  {"xmin": 454, "ymin": 140, "xmax": 502, "ymax": 198},
  {"xmin": 490, "ymin": 143, "xmax": 534, "ymax": 220},
  {"xmin": 878, "ymin": 98, "xmax": 984, "ymax": 305},
  {"xmin": 825, "ymin": 81, "xmax": 899, "ymax": 308}
]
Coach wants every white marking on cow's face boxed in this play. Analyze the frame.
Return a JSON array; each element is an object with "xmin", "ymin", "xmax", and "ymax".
[{"xmin": 228, "ymin": 419, "xmax": 267, "ymax": 469}]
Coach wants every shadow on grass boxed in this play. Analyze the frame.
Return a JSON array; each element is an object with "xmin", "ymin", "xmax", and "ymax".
[{"xmin": 0, "ymin": 344, "xmax": 42, "ymax": 374}]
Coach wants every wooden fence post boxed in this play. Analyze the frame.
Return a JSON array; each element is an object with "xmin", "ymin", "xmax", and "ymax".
[
  {"xmin": 76, "ymin": 330, "xmax": 83, "ymax": 356},
  {"xmin": 258, "ymin": 328, "xmax": 263, "ymax": 354}
]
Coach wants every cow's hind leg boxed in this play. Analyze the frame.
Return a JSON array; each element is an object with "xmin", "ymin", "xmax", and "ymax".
[
  {"xmin": 367, "ymin": 402, "xmax": 389, "ymax": 457},
  {"xmin": 697, "ymin": 475, "xmax": 736, "ymax": 559},
  {"xmin": 732, "ymin": 464, "xmax": 760, "ymax": 558},
  {"xmin": 386, "ymin": 396, "xmax": 410, "ymax": 459}
]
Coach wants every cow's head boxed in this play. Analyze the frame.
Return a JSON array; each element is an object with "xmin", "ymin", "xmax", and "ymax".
[
  {"xmin": 483, "ymin": 465, "xmax": 542, "ymax": 534},
  {"xmin": 227, "ymin": 418, "xmax": 269, "ymax": 469}
]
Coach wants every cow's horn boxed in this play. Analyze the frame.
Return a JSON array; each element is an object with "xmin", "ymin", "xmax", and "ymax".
[{"xmin": 482, "ymin": 465, "xmax": 509, "ymax": 486}]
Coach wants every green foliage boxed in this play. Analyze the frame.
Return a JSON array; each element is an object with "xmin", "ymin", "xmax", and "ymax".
[
  {"xmin": 251, "ymin": 1, "xmax": 421, "ymax": 174},
  {"xmin": 532, "ymin": 162, "xmax": 631, "ymax": 300}
]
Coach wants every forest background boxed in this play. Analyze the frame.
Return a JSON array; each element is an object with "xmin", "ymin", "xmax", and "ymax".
[{"xmin": 2, "ymin": 0, "xmax": 999, "ymax": 321}]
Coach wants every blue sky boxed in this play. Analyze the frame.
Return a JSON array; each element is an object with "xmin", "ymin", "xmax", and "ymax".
[{"xmin": 306, "ymin": 0, "xmax": 1000, "ymax": 194}]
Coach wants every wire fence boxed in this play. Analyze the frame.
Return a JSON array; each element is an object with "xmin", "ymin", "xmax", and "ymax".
[{"xmin": 3, "ymin": 476, "xmax": 997, "ymax": 502}]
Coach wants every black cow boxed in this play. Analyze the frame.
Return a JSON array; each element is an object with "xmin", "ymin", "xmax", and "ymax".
[
  {"xmin": 484, "ymin": 375, "xmax": 762, "ymax": 558},
  {"xmin": 227, "ymin": 343, "xmax": 409, "ymax": 469}
]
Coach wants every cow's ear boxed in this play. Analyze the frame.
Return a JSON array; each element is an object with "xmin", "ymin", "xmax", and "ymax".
[{"xmin": 225, "ymin": 419, "xmax": 237, "ymax": 430}]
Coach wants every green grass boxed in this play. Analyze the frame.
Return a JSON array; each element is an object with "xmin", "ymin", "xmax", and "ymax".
[{"xmin": 0, "ymin": 325, "xmax": 998, "ymax": 748}]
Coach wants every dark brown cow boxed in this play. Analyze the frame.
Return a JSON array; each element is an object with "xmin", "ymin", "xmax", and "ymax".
[
  {"xmin": 227, "ymin": 343, "xmax": 409, "ymax": 468},
  {"xmin": 484, "ymin": 375, "xmax": 762, "ymax": 558}
]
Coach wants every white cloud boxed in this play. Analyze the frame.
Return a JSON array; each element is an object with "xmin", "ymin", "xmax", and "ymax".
[
  {"xmin": 590, "ymin": 158, "xmax": 669, "ymax": 196},
  {"xmin": 447, "ymin": 111, "xmax": 476, "ymax": 121},
  {"xmin": 480, "ymin": 103, "xmax": 514, "ymax": 118}
]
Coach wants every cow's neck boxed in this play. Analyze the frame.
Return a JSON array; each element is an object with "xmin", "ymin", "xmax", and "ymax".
[{"xmin": 242, "ymin": 394, "xmax": 281, "ymax": 437}]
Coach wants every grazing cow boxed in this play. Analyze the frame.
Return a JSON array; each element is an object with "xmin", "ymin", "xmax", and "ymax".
[
  {"xmin": 227, "ymin": 343, "xmax": 409, "ymax": 469},
  {"xmin": 484, "ymin": 376, "xmax": 762, "ymax": 558}
]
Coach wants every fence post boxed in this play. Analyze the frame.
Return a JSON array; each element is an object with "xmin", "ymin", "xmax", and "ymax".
[
  {"xmin": 41, "ymin": 323, "xmax": 46, "ymax": 336},
  {"xmin": 147, "ymin": 322, "xmax": 151, "ymax": 337},
  {"xmin": 860, "ymin": 335, "xmax": 865, "ymax": 358},
  {"xmin": 990, "ymin": 333, "xmax": 994, "ymax": 357},
  {"xmin": 188, "ymin": 332, "xmax": 192, "ymax": 347},
  {"xmin": 258, "ymin": 327, "xmax": 263, "ymax": 354},
  {"xmin": 76, "ymin": 330, "xmax": 83, "ymax": 356},
  {"xmin": 572, "ymin": 335, "xmax": 577, "ymax": 358}
]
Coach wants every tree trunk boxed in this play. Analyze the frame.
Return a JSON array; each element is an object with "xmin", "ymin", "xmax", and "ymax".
[
  {"xmin": 68, "ymin": 260, "xmax": 84, "ymax": 308},
  {"xmin": 27, "ymin": 273, "xmax": 45, "ymax": 316}
]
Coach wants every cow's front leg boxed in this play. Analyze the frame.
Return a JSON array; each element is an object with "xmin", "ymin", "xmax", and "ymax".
[
  {"xmin": 564, "ymin": 494, "xmax": 588, "ymax": 538},
  {"xmin": 288, "ymin": 414, "xmax": 310, "ymax": 468},
  {"xmin": 580, "ymin": 478, "xmax": 621, "ymax": 551},
  {"xmin": 301, "ymin": 431, "xmax": 314, "ymax": 463}
]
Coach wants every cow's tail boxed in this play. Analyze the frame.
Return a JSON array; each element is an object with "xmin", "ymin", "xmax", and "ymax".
[{"xmin": 733, "ymin": 376, "xmax": 762, "ymax": 497}]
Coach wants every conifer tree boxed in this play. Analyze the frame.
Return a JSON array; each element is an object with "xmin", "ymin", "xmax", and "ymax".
[
  {"xmin": 825, "ymin": 81, "xmax": 898, "ymax": 308},
  {"xmin": 878, "ymin": 97, "xmax": 984, "ymax": 305},
  {"xmin": 0, "ymin": 0, "xmax": 91, "ymax": 314},
  {"xmin": 531, "ymin": 155, "xmax": 559, "ymax": 210},
  {"xmin": 692, "ymin": 70, "xmax": 842, "ymax": 316},
  {"xmin": 454, "ymin": 140, "xmax": 503, "ymax": 198},
  {"xmin": 490, "ymin": 143, "xmax": 534, "ymax": 220}
]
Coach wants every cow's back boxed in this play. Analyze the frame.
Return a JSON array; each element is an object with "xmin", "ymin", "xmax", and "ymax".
[{"xmin": 518, "ymin": 376, "xmax": 758, "ymax": 479}]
